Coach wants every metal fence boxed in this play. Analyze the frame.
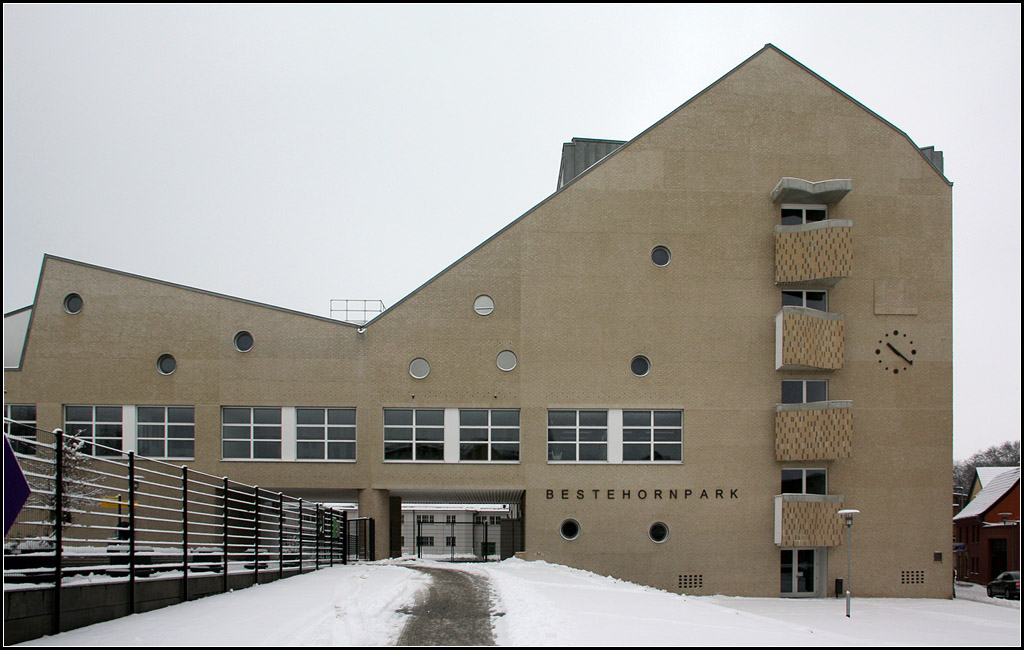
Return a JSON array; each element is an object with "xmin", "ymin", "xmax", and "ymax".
[
  {"xmin": 4, "ymin": 425, "xmax": 374, "ymax": 641},
  {"xmin": 413, "ymin": 519, "xmax": 521, "ymax": 562}
]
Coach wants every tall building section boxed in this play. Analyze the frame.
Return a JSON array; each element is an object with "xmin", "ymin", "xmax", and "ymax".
[{"xmin": 4, "ymin": 45, "xmax": 953, "ymax": 598}]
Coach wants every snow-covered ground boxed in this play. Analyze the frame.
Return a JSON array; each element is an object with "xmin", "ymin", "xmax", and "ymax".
[{"xmin": 16, "ymin": 559, "xmax": 1021, "ymax": 646}]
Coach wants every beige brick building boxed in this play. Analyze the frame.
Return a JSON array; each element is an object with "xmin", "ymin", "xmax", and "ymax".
[{"xmin": 4, "ymin": 44, "xmax": 953, "ymax": 598}]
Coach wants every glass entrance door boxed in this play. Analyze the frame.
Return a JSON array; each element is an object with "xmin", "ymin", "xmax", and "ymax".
[{"xmin": 781, "ymin": 548, "xmax": 817, "ymax": 596}]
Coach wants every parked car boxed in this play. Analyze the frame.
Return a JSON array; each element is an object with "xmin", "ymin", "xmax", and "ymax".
[{"xmin": 986, "ymin": 571, "xmax": 1020, "ymax": 599}]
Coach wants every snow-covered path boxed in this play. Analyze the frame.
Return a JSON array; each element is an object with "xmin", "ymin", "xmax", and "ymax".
[{"xmin": 15, "ymin": 559, "xmax": 1021, "ymax": 646}]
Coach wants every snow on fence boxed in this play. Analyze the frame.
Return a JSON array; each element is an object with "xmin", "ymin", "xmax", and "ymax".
[{"xmin": 3, "ymin": 425, "xmax": 374, "ymax": 644}]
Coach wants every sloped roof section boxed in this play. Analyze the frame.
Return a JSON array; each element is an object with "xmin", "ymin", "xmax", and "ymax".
[
  {"xmin": 954, "ymin": 466, "xmax": 1020, "ymax": 521},
  {"xmin": 976, "ymin": 466, "xmax": 1011, "ymax": 488}
]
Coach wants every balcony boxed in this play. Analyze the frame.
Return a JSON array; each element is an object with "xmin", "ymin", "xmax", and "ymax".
[
  {"xmin": 774, "ymin": 494, "xmax": 845, "ymax": 547},
  {"xmin": 775, "ymin": 401, "xmax": 853, "ymax": 461},
  {"xmin": 775, "ymin": 220, "xmax": 852, "ymax": 286},
  {"xmin": 775, "ymin": 307, "xmax": 844, "ymax": 371}
]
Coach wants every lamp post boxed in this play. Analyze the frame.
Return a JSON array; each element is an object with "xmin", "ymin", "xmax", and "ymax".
[{"xmin": 837, "ymin": 509, "xmax": 860, "ymax": 617}]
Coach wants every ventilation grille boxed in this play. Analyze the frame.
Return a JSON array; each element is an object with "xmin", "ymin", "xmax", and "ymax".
[
  {"xmin": 900, "ymin": 570, "xmax": 925, "ymax": 584},
  {"xmin": 678, "ymin": 574, "xmax": 704, "ymax": 590}
]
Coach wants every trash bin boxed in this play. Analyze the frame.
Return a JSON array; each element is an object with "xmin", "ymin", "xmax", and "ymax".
[{"xmin": 835, "ymin": 578, "xmax": 843, "ymax": 598}]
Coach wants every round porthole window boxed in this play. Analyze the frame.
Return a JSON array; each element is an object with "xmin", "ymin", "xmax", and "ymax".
[
  {"xmin": 233, "ymin": 331, "xmax": 254, "ymax": 352},
  {"xmin": 649, "ymin": 522, "xmax": 669, "ymax": 543},
  {"xmin": 651, "ymin": 246, "xmax": 672, "ymax": 267},
  {"xmin": 157, "ymin": 354, "xmax": 177, "ymax": 375},
  {"xmin": 560, "ymin": 519, "xmax": 580, "ymax": 541},
  {"xmin": 630, "ymin": 355, "xmax": 651, "ymax": 377},
  {"xmin": 473, "ymin": 295, "xmax": 495, "ymax": 316},
  {"xmin": 496, "ymin": 350, "xmax": 517, "ymax": 372},
  {"xmin": 63, "ymin": 293, "xmax": 84, "ymax": 314},
  {"xmin": 409, "ymin": 357, "xmax": 430, "ymax": 379}
]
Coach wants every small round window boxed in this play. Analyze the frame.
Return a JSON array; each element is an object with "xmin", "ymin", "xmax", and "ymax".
[
  {"xmin": 560, "ymin": 519, "xmax": 580, "ymax": 541},
  {"xmin": 157, "ymin": 354, "xmax": 177, "ymax": 375},
  {"xmin": 473, "ymin": 295, "xmax": 495, "ymax": 316},
  {"xmin": 630, "ymin": 355, "xmax": 651, "ymax": 377},
  {"xmin": 409, "ymin": 357, "xmax": 430, "ymax": 379},
  {"xmin": 233, "ymin": 331, "xmax": 254, "ymax": 352},
  {"xmin": 649, "ymin": 522, "xmax": 669, "ymax": 543},
  {"xmin": 496, "ymin": 350, "xmax": 517, "ymax": 372},
  {"xmin": 651, "ymin": 246, "xmax": 671, "ymax": 267},
  {"xmin": 63, "ymin": 293, "xmax": 84, "ymax": 314}
]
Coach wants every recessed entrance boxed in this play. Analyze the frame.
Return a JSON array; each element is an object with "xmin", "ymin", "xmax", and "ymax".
[{"xmin": 780, "ymin": 548, "xmax": 821, "ymax": 597}]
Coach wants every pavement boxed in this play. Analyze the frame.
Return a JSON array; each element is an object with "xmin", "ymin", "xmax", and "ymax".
[{"xmin": 396, "ymin": 566, "xmax": 496, "ymax": 646}]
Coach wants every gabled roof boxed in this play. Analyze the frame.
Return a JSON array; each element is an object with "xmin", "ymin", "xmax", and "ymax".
[
  {"xmin": 976, "ymin": 466, "xmax": 1011, "ymax": 488},
  {"xmin": 954, "ymin": 467, "xmax": 1021, "ymax": 521}
]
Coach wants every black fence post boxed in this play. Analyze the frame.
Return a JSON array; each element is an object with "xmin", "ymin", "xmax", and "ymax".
[
  {"xmin": 278, "ymin": 492, "xmax": 284, "ymax": 580},
  {"xmin": 315, "ymin": 503, "xmax": 321, "ymax": 571},
  {"xmin": 182, "ymin": 465, "xmax": 189, "ymax": 602},
  {"xmin": 341, "ymin": 510, "xmax": 348, "ymax": 565},
  {"xmin": 128, "ymin": 451, "xmax": 136, "ymax": 613},
  {"xmin": 53, "ymin": 429, "xmax": 64, "ymax": 636},
  {"xmin": 253, "ymin": 486, "xmax": 260, "ymax": 585},
  {"xmin": 369, "ymin": 518, "xmax": 376, "ymax": 561},
  {"xmin": 222, "ymin": 477, "xmax": 229, "ymax": 592},
  {"xmin": 298, "ymin": 498, "xmax": 304, "ymax": 574},
  {"xmin": 328, "ymin": 510, "xmax": 334, "ymax": 567}
]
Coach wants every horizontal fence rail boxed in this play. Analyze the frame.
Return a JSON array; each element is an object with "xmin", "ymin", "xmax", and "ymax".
[{"xmin": 3, "ymin": 425, "xmax": 374, "ymax": 643}]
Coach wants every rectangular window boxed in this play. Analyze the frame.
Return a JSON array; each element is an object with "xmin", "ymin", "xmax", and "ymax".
[
  {"xmin": 65, "ymin": 405, "xmax": 123, "ymax": 456},
  {"xmin": 445, "ymin": 536, "xmax": 457, "ymax": 547},
  {"xmin": 4, "ymin": 404, "xmax": 37, "ymax": 455},
  {"xmin": 781, "ymin": 204, "xmax": 827, "ymax": 225},
  {"xmin": 622, "ymin": 410, "xmax": 683, "ymax": 462},
  {"xmin": 459, "ymin": 409, "xmax": 520, "ymax": 462},
  {"xmin": 445, "ymin": 515, "xmax": 456, "ymax": 523},
  {"xmin": 416, "ymin": 536, "xmax": 434, "ymax": 547},
  {"xmin": 781, "ymin": 468, "xmax": 827, "ymax": 495},
  {"xmin": 780, "ymin": 380, "xmax": 828, "ymax": 404},
  {"xmin": 222, "ymin": 407, "xmax": 282, "ymax": 459},
  {"xmin": 547, "ymin": 410, "xmax": 607, "ymax": 461},
  {"xmin": 416, "ymin": 514, "xmax": 435, "ymax": 523},
  {"xmin": 296, "ymin": 408, "xmax": 356, "ymax": 460},
  {"xmin": 782, "ymin": 290, "xmax": 827, "ymax": 311},
  {"xmin": 383, "ymin": 409, "xmax": 444, "ymax": 461},
  {"xmin": 137, "ymin": 406, "xmax": 195, "ymax": 458}
]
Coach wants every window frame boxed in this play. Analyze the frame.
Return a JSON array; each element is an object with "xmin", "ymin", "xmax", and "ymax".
[
  {"xmin": 221, "ymin": 406, "xmax": 283, "ymax": 460},
  {"xmin": 780, "ymin": 203, "xmax": 828, "ymax": 225},
  {"xmin": 137, "ymin": 405, "xmax": 195, "ymax": 459},
  {"xmin": 458, "ymin": 408, "xmax": 520, "ymax": 463},
  {"xmin": 4, "ymin": 404, "xmax": 38, "ymax": 456},
  {"xmin": 295, "ymin": 407, "xmax": 357, "ymax": 462},
  {"xmin": 622, "ymin": 410, "xmax": 683, "ymax": 463},
  {"xmin": 782, "ymin": 289, "xmax": 828, "ymax": 311},
  {"xmin": 64, "ymin": 405, "xmax": 124, "ymax": 456},
  {"xmin": 547, "ymin": 409, "xmax": 608, "ymax": 463},
  {"xmin": 780, "ymin": 468, "xmax": 828, "ymax": 495},
  {"xmin": 383, "ymin": 408, "xmax": 445, "ymax": 462},
  {"xmin": 780, "ymin": 380, "xmax": 828, "ymax": 404}
]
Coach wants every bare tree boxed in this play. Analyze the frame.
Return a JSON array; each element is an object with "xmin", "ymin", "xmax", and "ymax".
[{"xmin": 954, "ymin": 440, "xmax": 1020, "ymax": 495}]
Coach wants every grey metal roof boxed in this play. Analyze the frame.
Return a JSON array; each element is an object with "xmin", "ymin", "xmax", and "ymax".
[
  {"xmin": 954, "ymin": 466, "xmax": 1020, "ymax": 521},
  {"xmin": 557, "ymin": 137, "xmax": 626, "ymax": 189}
]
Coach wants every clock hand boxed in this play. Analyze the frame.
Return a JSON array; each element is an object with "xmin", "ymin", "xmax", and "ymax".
[{"xmin": 887, "ymin": 342, "xmax": 913, "ymax": 365}]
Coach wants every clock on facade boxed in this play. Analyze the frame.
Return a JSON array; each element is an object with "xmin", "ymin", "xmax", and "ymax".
[{"xmin": 876, "ymin": 329, "xmax": 916, "ymax": 374}]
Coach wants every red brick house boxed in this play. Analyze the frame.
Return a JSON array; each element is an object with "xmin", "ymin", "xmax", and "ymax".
[{"xmin": 953, "ymin": 467, "xmax": 1020, "ymax": 585}]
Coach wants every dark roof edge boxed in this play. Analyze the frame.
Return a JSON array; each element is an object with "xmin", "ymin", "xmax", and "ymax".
[
  {"xmin": 3, "ymin": 305, "xmax": 32, "ymax": 318},
  {"xmin": 370, "ymin": 45, "xmax": 852, "ymax": 323},
  {"xmin": 765, "ymin": 44, "xmax": 952, "ymax": 186},
  {"xmin": 38, "ymin": 254, "xmax": 359, "ymax": 329}
]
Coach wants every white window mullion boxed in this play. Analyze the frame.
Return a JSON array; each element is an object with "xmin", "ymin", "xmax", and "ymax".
[
  {"xmin": 607, "ymin": 409, "xmax": 623, "ymax": 463},
  {"xmin": 281, "ymin": 407, "xmax": 297, "ymax": 461},
  {"xmin": 123, "ymin": 405, "xmax": 137, "ymax": 454},
  {"xmin": 443, "ymin": 408, "xmax": 459, "ymax": 463}
]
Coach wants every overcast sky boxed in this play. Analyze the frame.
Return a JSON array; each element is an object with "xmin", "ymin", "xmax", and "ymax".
[{"xmin": 3, "ymin": 5, "xmax": 1020, "ymax": 459}]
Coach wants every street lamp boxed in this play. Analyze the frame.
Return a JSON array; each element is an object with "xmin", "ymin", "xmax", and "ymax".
[{"xmin": 837, "ymin": 509, "xmax": 860, "ymax": 617}]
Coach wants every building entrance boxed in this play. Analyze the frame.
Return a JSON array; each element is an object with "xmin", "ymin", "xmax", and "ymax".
[{"xmin": 781, "ymin": 548, "xmax": 819, "ymax": 597}]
